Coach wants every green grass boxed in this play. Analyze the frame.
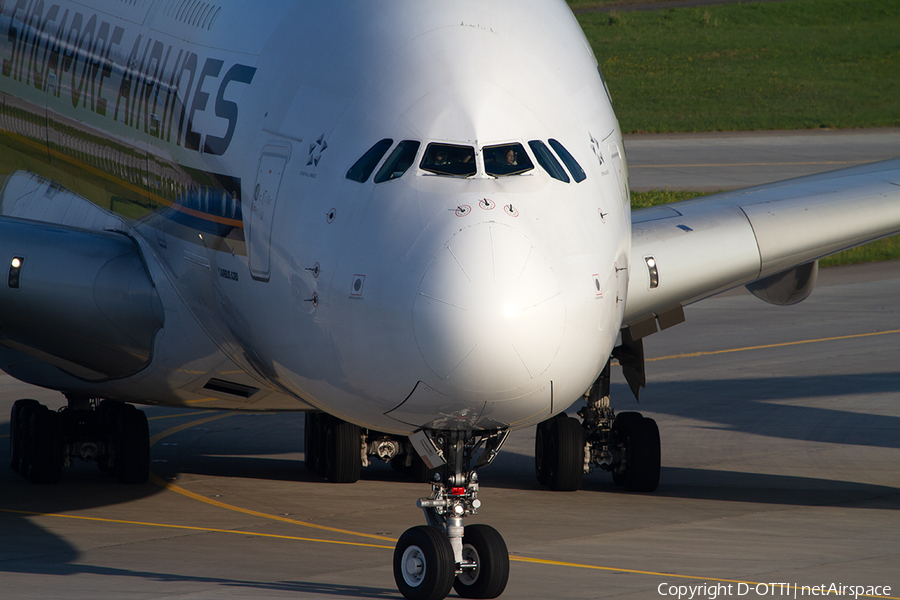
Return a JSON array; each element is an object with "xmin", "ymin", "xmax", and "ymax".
[
  {"xmin": 567, "ymin": 0, "xmax": 665, "ymax": 7},
  {"xmin": 630, "ymin": 190, "xmax": 704, "ymax": 210},
  {"xmin": 575, "ymin": 0, "xmax": 900, "ymax": 133},
  {"xmin": 630, "ymin": 191, "xmax": 899, "ymax": 266},
  {"xmin": 818, "ymin": 237, "xmax": 900, "ymax": 267},
  {"xmin": 610, "ymin": 2, "xmax": 900, "ymax": 267}
]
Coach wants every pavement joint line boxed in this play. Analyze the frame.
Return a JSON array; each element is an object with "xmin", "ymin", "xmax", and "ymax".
[{"xmin": 646, "ymin": 329, "xmax": 900, "ymax": 362}]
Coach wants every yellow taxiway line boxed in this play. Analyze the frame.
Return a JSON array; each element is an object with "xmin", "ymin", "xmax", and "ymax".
[
  {"xmin": 2, "ymin": 506, "xmax": 896, "ymax": 599},
  {"xmin": 3, "ymin": 327, "xmax": 898, "ymax": 597},
  {"xmin": 646, "ymin": 329, "xmax": 900, "ymax": 363}
]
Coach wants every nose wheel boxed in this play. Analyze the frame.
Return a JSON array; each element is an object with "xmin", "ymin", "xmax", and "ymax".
[
  {"xmin": 394, "ymin": 526, "xmax": 455, "ymax": 600},
  {"xmin": 452, "ymin": 523, "xmax": 509, "ymax": 598},
  {"xmin": 393, "ymin": 430, "xmax": 510, "ymax": 600}
]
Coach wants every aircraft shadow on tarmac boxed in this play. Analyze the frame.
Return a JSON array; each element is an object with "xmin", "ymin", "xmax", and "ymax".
[
  {"xmin": 144, "ymin": 386, "xmax": 900, "ymax": 514},
  {"xmin": 0, "ymin": 429, "xmax": 401, "ymax": 598},
  {"xmin": 2, "ymin": 378, "xmax": 899, "ymax": 587},
  {"xmin": 1, "ymin": 545, "xmax": 397, "ymax": 598},
  {"xmin": 629, "ymin": 372, "xmax": 900, "ymax": 449},
  {"xmin": 138, "ymin": 442, "xmax": 900, "ymax": 513},
  {"xmin": 0, "ymin": 456, "xmax": 164, "ymax": 579}
]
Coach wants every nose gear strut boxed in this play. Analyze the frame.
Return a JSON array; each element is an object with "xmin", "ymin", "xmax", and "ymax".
[{"xmin": 393, "ymin": 429, "xmax": 510, "ymax": 600}]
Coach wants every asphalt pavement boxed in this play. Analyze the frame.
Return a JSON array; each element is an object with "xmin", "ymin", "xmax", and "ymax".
[
  {"xmin": 625, "ymin": 128, "xmax": 900, "ymax": 191},
  {"xmin": 1, "ymin": 129, "xmax": 899, "ymax": 599}
]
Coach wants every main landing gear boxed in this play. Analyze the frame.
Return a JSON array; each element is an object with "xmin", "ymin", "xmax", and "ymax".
[
  {"xmin": 304, "ymin": 412, "xmax": 363, "ymax": 483},
  {"xmin": 9, "ymin": 398, "xmax": 150, "ymax": 484},
  {"xmin": 535, "ymin": 349, "xmax": 661, "ymax": 493},
  {"xmin": 394, "ymin": 430, "xmax": 511, "ymax": 600},
  {"xmin": 303, "ymin": 412, "xmax": 438, "ymax": 484}
]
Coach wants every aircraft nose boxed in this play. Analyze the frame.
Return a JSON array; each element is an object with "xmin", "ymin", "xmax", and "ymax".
[{"xmin": 413, "ymin": 222, "xmax": 565, "ymax": 395}]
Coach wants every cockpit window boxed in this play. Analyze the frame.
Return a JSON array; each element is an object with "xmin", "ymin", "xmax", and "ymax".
[
  {"xmin": 484, "ymin": 143, "xmax": 534, "ymax": 177},
  {"xmin": 549, "ymin": 139, "xmax": 586, "ymax": 183},
  {"xmin": 346, "ymin": 138, "xmax": 393, "ymax": 182},
  {"xmin": 420, "ymin": 143, "xmax": 477, "ymax": 177},
  {"xmin": 374, "ymin": 140, "xmax": 421, "ymax": 183},
  {"xmin": 528, "ymin": 140, "xmax": 569, "ymax": 183}
]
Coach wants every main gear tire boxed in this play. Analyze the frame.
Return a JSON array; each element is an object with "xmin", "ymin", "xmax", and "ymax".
[
  {"xmin": 548, "ymin": 415, "xmax": 584, "ymax": 492},
  {"xmin": 324, "ymin": 416, "xmax": 361, "ymax": 483}
]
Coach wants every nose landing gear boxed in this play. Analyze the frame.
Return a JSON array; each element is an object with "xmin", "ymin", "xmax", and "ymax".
[{"xmin": 393, "ymin": 430, "xmax": 510, "ymax": 600}]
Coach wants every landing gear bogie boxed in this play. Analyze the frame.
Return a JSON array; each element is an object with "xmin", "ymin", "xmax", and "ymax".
[
  {"xmin": 304, "ymin": 413, "xmax": 442, "ymax": 484},
  {"xmin": 550, "ymin": 342, "xmax": 662, "ymax": 492},
  {"xmin": 534, "ymin": 367, "xmax": 662, "ymax": 492},
  {"xmin": 8, "ymin": 398, "xmax": 150, "ymax": 484}
]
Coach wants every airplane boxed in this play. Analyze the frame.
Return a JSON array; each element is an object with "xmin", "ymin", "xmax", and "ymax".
[{"xmin": 2, "ymin": 1, "xmax": 899, "ymax": 599}]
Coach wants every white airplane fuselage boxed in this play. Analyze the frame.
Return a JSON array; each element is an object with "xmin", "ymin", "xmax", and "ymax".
[
  {"xmin": 8, "ymin": 4, "xmax": 900, "ymax": 597},
  {"xmin": 0, "ymin": 0, "xmax": 630, "ymax": 435}
]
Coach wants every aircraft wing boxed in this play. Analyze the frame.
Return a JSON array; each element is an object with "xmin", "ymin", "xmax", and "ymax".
[{"xmin": 623, "ymin": 158, "xmax": 900, "ymax": 335}]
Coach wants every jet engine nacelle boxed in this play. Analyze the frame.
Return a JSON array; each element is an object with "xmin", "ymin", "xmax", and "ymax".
[
  {"xmin": 745, "ymin": 260, "xmax": 818, "ymax": 306},
  {"xmin": 0, "ymin": 218, "xmax": 163, "ymax": 380}
]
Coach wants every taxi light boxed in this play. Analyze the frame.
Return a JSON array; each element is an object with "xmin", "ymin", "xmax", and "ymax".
[
  {"xmin": 8, "ymin": 256, "xmax": 24, "ymax": 289},
  {"xmin": 645, "ymin": 256, "xmax": 659, "ymax": 289}
]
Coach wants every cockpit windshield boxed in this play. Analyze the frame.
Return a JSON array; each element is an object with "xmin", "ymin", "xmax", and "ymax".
[
  {"xmin": 373, "ymin": 140, "xmax": 420, "ymax": 183},
  {"xmin": 349, "ymin": 138, "xmax": 581, "ymax": 183},
  {"xmin": 484, "ymin": 143, "xmax": 534, "ymax": 177},
  {"xmin": 420, "ymin": 143, "xmax": 477, "ymax": 177}
]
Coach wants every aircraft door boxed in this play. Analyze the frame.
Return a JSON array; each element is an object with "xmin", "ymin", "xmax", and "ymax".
[{"xmin": 249, "ymin": 146, "xmax": 289, "ymax": 281}]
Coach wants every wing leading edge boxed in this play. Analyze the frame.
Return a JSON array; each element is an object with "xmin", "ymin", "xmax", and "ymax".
[{"xmin": 624, "ymin": 158, "xmax": 900, "ymax": 332}]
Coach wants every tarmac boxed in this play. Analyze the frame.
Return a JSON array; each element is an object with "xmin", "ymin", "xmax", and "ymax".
[
  {"xmin": 625, "ymin": 128, "xmax": 900, "ymax": 191},
  {"xmin": 1, "ymin": 130, "xmax": 899, "ymax": 599}
]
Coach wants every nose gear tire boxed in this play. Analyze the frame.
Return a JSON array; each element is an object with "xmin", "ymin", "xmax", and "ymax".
[
  {"xmin": 394, "ymin": 525, "xmax": 455, "ymax": 600},
  {"xmin": 453, "ymin": 524, "xmax": 510, "ymax": 599}
]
